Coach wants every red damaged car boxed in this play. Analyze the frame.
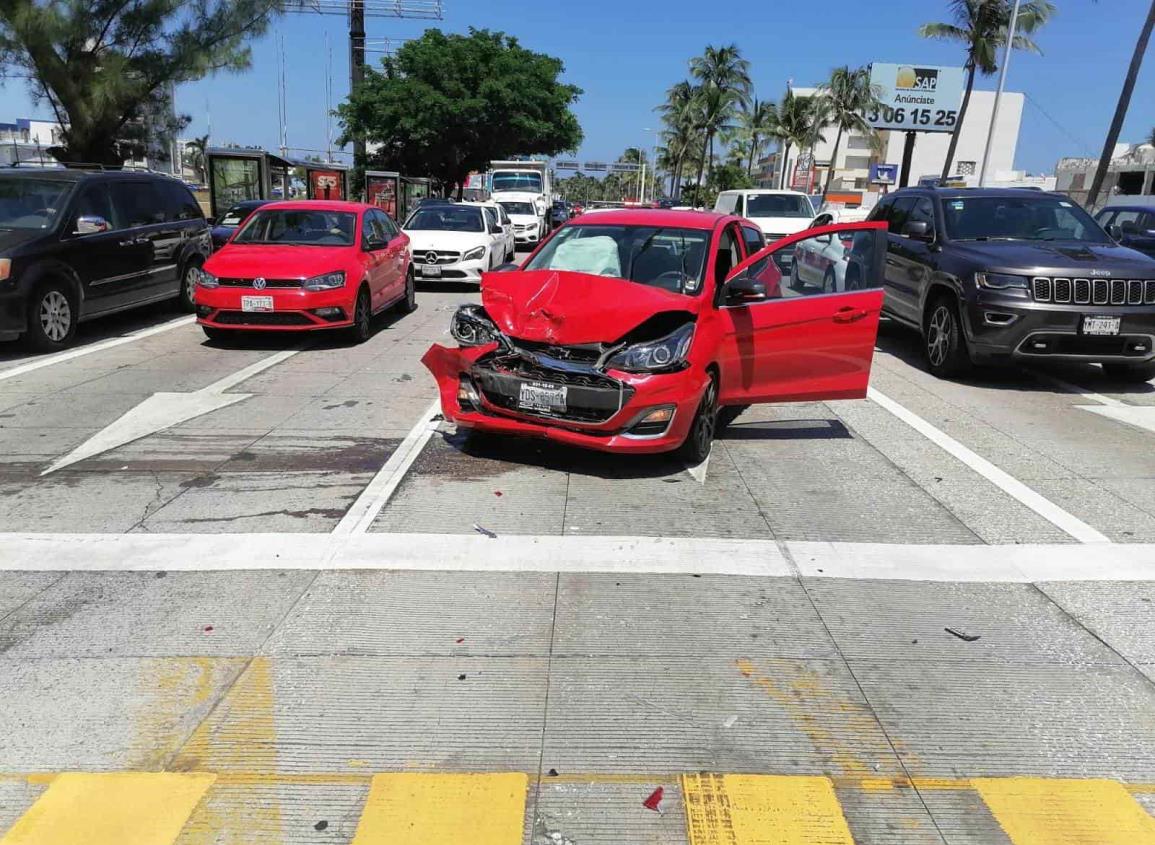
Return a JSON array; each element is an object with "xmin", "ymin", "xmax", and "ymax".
[
  {"xmin": 195, "ymin": 200, "xmax": 414, "ymax": 342},
  {"xmin": 422, "ymin": 209, "xmax": 887, "ymax": 461}
]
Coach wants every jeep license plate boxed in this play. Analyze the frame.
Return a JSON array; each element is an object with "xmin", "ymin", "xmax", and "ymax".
[
  {"xmin": 518, "ymin": 381, "xmax": 567, "ymax": 412},
  {"xmin": 1083, "ymin": 315, "xmax": 1121, "ymax": 336},
  {"xmin": 241, "ymin": 296, "xmax": 274, "ymax": 312}
]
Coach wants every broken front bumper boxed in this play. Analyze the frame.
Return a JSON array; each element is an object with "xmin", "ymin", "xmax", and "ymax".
[{"xmin": 420, "ymin": 343, "xmax": 707, "ymax": 454}]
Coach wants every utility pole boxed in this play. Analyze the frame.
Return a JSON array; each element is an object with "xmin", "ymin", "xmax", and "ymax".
[
  {"xmin": 979, "ymin": 0, "xmax": 1021, "ymax": 186},
  {"xmin": 349, "ymin": 0, "xmax": 366, "ymax": 190}
]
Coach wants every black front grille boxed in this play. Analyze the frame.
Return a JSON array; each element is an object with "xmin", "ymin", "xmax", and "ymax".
[
  {"xmin": 1032, "ymin": 276, "xmax": 1155, "ymax": 306},
  {"xmin": 511, "ymin": 339, "xmax": 604, "ymax": 365},
  {"xmin": 417, "ymin": 250, "xmax": 460, "ymax": 265},
  {"xmin": 213, "ymin": 311, "xmax": 314, "ymax": 326},
  {"xmin": 471, "ymin": 354, "xmax": 631, "ymax": 424},
  {"xmin": 217, "ymin": 277, "xmax": 302, "ymax": 288}
]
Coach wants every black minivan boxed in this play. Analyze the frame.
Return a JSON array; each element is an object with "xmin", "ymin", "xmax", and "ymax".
[{"xmin": 0, "ymin": 169, "xmax": 212, "ymax": 349}]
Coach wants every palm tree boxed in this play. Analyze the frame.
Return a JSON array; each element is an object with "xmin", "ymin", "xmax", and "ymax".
[
  {"xmin": 1086, "ymin": 1, "xmax": 1155, "ymax": 207},
  {"xmin": 184, "ymin": 134, "xmax": 209, "ymax": 183},
  {"xmin": 920, "ymin": 0, "xmax": 1054, "ymax": 181},
  {"xmin": 1149, "ymin": 126, "xmax": 1155, "ymax": 148},
  {"xmin": 689, "ymin": 44, "xmax": 752, "ymax": 190},
  {"xmin": 735, "ymin": 97, "xmax": 777, "ymax": 175},
  {"xmin": 817, "ymin": 65, "xmax": 883, "ymax": 194},
  {"xmin": 657, "ymin": 80, "xmax": 700, "ymax": 199},
  {"xmin": 771, "ymin": 91, "xmax": 821, "ymax": 190}
]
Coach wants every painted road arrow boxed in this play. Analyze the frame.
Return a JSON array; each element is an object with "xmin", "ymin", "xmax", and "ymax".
[{"xmin": 42, "ymin": 349, "xmax": 300, "ymax": 474}]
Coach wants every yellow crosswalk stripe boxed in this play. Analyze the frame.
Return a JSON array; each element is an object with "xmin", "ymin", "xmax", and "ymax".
[
  {"xmin": 683, "ymin": 773, "xmax": 855, "ymax": 845},
  {"xmin": 975, "ymin": 777, "xmax": 1155, "ymax": 845},
  {"xmin": 349, "ymin": 772, "xmax": 527, "ymax": 845},
  {"xmin": 0, "ymin": 772, "xmax": 215, "ymax": 845}
]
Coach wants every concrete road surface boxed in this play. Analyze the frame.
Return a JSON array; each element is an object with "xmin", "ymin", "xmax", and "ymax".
[{"xmin": 1, "ymin": 287, "xmax": 1154, "ymax": 844}]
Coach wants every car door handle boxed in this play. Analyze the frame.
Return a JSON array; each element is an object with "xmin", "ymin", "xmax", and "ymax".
[
  {"xmin": 833, "ymin": 307, "xmax": 868, "ymax": 323},
  {"xmin": 118, "ymin": 237, "xmax": 147, "ymax": 247}
]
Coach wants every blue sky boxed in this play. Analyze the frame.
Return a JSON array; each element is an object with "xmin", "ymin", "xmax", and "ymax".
[{"xmin": 1, "ymin": 0, "xmax": 1152, "ymax": 175}]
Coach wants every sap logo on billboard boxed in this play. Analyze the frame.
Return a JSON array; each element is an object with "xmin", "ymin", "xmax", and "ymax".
[{"xmin": 895, "ymin": 66, "xmax": 939, "ymax": 92}]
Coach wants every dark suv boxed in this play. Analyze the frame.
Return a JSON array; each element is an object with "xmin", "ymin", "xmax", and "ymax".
[
  {"xmin": 0, "ymin": 169, "xmax": 212, "ymax": 350},
  {"xmin": 1095, "ymin": 203, "xmax": 1155, "ymax": 259},
  {"xmin": 867, "ymin": 187, "xmax": 1155, "ymax": 381}
]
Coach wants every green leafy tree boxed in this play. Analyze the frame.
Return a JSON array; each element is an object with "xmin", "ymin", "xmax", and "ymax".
[
  {"xmin": 689, "ymin": 44, "xmax": 751, "ymax": 190},
  {"xmin": 920, "ymin": 0, "xmax": 1053, "ymax": 180},
  {"xmin": 771, "ymin": 90, "xmax": 822, "ymax": 189},
  {"xmin": 338, "ymin": 28, "xmax": 582, "ymax": 197},
  {"xmin": 0, "ymin": 0, "xmax": 281, "ymax": 165},
  {"xmin": 817, "ymin": 65, "xmax": 882, "ymax": 194},
  {"xmin": 734, "ymin": 97, "xmax": 776, "ymax": 175},
  {"xmin": 657, "ymin": 80, "xmax": 701, "ymax": 199}
]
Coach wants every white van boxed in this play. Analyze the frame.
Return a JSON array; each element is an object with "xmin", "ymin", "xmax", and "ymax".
[{"xmin": 714, "ymin": 190, "xmax": 816, "ymax": 241}]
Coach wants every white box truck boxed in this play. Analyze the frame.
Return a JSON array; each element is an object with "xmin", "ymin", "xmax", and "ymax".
[{"xmin": 489, "ymin": 160, "xmax": 551, "ymax": 248}]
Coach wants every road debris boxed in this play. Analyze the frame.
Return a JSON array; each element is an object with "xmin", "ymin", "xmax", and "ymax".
[
  {"xmin": 203, "ymin": 625, "xmax": 214, "ymax": 633},
  {"xmin": 547, "ymin": 768, "xmax": 559, "ymax": 777},
  {"xmin": 457, "ymin": 673, "xmax": 467, "ymax": 681},
  {"xmin": 455, "ymin": 637, "xmax": 465, "ymax": 644},
  {"xmin": 642, "ymin": 787, "xmax": 664, "ymax": 812},
  {"xmin": 472, "ymin": 523, "xmax": 498, "ymax": 538},
  {"xmin": 494, "ymin": 490, "xmax": 504, "ymax": 497},
  {"xmin": 945, "ymin": 627, "xmax": 981, "ymax": 642},
  {"xmin": 547, "ymin": 831, "xmax": 575, "ymax": 845},
  {"xmin": 723, "ymin": 715, "xmax": 738, "ymax": 728},
  {"xmin": 314, "ymin": 820, "xmax": 328, "ymax": 831}
]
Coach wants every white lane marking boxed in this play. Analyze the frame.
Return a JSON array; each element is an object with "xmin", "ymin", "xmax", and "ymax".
[
  {"xmin": 331, "ymin": 398, "xmax": 443, "ymax": 535},
  {"xmin": 42, "ymin": 349, "xmax": 299, "ymax": 474},
  {"xmin": 868, "ymin": 386, "xmax": 1111, "ymax": 544},
  {"xmin": 1078, "ymin": 404, "xmax": 1155, "ymax": 435},
  {"xmin": 0, "ymin": 316, "xmax": 195, "ymax": 382},
  {"xmin": 0, "ymin": 533, "xmax": 794, "ymax": 577},
  {"xmin": 1032, "ymin": 371, "xmax": 1127, "ymax": 408},
  {"xmin": 788, "ymin": 541, "xmax": 1155, "ymax": 582}
]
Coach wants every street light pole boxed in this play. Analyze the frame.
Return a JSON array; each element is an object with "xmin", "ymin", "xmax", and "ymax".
[{"xmin": 978, "ymin": 0, "xmax": 1021, "ymax": 187}]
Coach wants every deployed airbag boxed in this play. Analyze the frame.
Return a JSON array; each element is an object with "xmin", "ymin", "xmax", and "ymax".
[{"xmin": 551, "ymin": 236, "xmax": 621, "ymax": 277}]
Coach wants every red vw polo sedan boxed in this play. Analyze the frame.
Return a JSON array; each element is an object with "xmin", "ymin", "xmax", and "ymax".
[{"xmin": 195, "ymin": 201, "xmax": 414, "ymax": 342}]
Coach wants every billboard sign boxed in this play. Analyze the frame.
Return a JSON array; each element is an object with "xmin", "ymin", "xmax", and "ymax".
[
  {"xmin": 869, "ymin": 163, "xmax": 899, "ymax": 185},
  {"xmin": 584, "ymin": 161, "xmax": 608, "ymax": 172},
  {"xmin": 609, "ymin": 162, "xmax": 641, "ymax": 173},
  {"xmin": 365, "ymin": 171, "xmax": 400, "ymax": 218},
  {"xmin": 555, "ymin": 161, "xmax": 580, "ymax": 171},
  {"xmin": 308, "ymin": 169, "xmax": 345, "ymax": 200},
  {"xmin": 867, "ymin": 63, "xmax": 964, "ymax": 133}
]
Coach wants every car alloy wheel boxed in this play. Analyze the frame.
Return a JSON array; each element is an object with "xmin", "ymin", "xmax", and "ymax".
[
  {"xmin": 823, "ymin": 267, "xmax": 836, "ymax": 294},
  {"xmin": 926, "ymin": 304, "xmax": 952, "ymax": 368},
  {"xmin": 351, "ymin": 289, "xmax": 371, "ymax": 343},
  {"xmin": 679, "ymin": 376, "xmax": 717, "ymax": 464},
  {"xmin": 39, "ymin": 290, "xmax": 72, "ymax": 342},
  {"xmin": 398, "ymin": 268, "xmax": 417, "ymax": 314},
  {"xmin": 180, "ymin": 264, "xmax": 199, "ymax": 311}
]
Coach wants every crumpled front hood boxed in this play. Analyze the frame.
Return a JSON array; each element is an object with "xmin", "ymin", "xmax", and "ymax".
[{"xmin": 481, "ymin": 269, "xmax": 697, "ymax": 345}]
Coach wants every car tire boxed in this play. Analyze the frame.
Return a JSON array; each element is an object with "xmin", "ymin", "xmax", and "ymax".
[
  {"xmin": 349, "ymin": 287, "xmax": 372, "ymax": 344},
  {"xmin": 789, "ymin": 261, "xmax": 802, "ymax": 290},
  {"xmin": 844, "ymin": 264, "xmax": 861, "ymax": 291},
  {"xmin": 823, "ymin": 267, "xmax": 837, "ymax": 294},
  {"xmin": 177, "ymin": 261, "xmax": 201, "ymax": 312},
  {"xmin": 924, "ymin": 296, "xmax": 972, "ymax": 379},
  {"xmin": 1102, "ymin": 361, "xmax": 1155, "ymax": 383},
  {"xmin": 24, "ymin": 278, "xmax": 78, "ymax": 351},
  {"xmin": 677, "ymin": 374, "xmax": 718, "ymax": 465},
  {"xmin": 397, "ymin": 268, "xmax": 417, "ymax": 314}
]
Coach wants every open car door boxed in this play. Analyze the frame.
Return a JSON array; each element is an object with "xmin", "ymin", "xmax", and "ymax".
[{"xmin": 715, "ymin": 221, "xmax": 887, "ymax": 405}]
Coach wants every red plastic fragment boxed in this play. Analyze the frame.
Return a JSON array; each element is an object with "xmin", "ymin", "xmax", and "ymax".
[
  {"xmin": 642, "ymin": 787, "xmax": 663, "ymax": 811},
  {"xmin": 203, "ymin": 625, "xmax": 214, "ymax": 633}
]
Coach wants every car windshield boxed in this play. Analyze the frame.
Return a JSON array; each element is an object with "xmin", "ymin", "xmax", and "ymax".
[
  {"xmin": 232, "ymin": 209, "xmax": 356, "ymax": 245},
  {"xmin": 499, "ymin": 201, "xmax": 535, "ymax": 216},
  {"xmin": 524, "ymin": 224, "xmax": 710, "ymax": 294},
  {"xmin": 0, "ymin": 177, "xmax": 72, "ymax": 229},
  {"xmin": 745, "ymin": 194, "xmax": 813, "ymax": 218},
  {"xmin": 219, "ymin": 204, "xmax": 260, "ymax": 227},
  {"xmin": 943, "ymin": 195, "xmax": 1111, "ymax": 242},
  {"xmin": 492, "ymin": 171, "xmax": 543, "ymax": 193},
  {"xmin": 404, "ymin": 207, "xmax": 485, "ymax": 232}
]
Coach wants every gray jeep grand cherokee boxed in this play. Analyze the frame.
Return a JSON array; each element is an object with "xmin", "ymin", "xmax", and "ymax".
[{"xmin": 867, "ymin": 187, "xmax": 1155, "ymax": 381}]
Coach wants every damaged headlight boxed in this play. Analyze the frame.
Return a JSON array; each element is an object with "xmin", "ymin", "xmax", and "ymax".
[
  {"xmin": 605, "ymin": 323, "xmax": 694, "ymax": 373},
  {"xmin": 451, "ymin": 304, "xmax": 502, "ymax": 346}
]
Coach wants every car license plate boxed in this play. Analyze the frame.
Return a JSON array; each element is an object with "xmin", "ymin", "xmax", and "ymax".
[
  {"xmin": 518, "ymin": 381, "xmax": 567, "ymax": 412},
  {"xmin": 241, "ymin": 295, "xmax": 274, "ymax": 312},
  {"xmin": 421, "ymin": 265, "xmax": 442, "ymax": 278},
  {"xmin": 1083, "ymin": 315, "xmax": 1121, "ymax": 336}
]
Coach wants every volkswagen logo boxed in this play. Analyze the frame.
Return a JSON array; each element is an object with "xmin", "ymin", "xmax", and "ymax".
[
  {"xmin": 252, "ymin": 277, "xmax": 267, "ymax": 290},
  {"xmin": 425, "ymin": 251, "xmax": 439, "ymax": 265}
]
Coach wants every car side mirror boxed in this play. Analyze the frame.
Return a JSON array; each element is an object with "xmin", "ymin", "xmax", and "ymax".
[
  {"xmin": 364, "ymin": 238, "xmax": 386, "ymax": 251},
  {"xmin": 725, "ymin": 271, "xmax": 767, "ymax": 303},
  {"xmin": 815, "ymin": 233, "xmax": 833, "ymax": 245},
  {"xmin": 902, "ymin": 220, "xmax": 933, "ymax": 240},
  {"xmin": 493, "ymin": 262, "xmax": 520, "ymax": 272},
  {"xmin": 75, "ymin": 215, "xmax": 110, "ymax": 235},
  {"xmin": 205, "ymin": 216, "xmax": 216, "ymax": 226},
  {"xmin": 495, "ymin": 225, "xmax": 505, "ymax": 234}
]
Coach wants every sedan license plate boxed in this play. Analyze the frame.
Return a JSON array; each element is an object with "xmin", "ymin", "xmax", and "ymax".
[
  {"xmin": 1083, "ymin": 315, "xmax": 1121, "ymax": 336},
  {"xmin": 241, "ymin": 295, "xmax": 274, "ymax": 312},
  {"xmin": 518, "ymin": 381, "xmax": 567, "ymax": 413},
  {"xmin": 421, "ymin": 265, "xmax": 442, "ymax": 278}
]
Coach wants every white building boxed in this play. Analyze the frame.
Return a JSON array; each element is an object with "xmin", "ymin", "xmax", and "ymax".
[
  {"xmin": 1055, "ymin": 142, "xmax": 1155, "ymax": 210},
  {"xmin": 766, "ymin": 88, "xmax": 1024, "ymax": 192}
]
